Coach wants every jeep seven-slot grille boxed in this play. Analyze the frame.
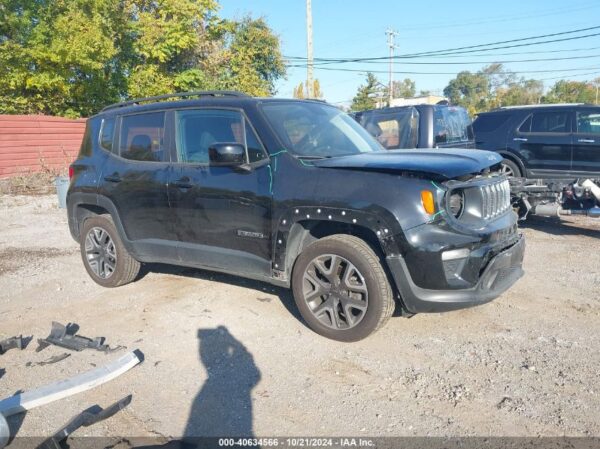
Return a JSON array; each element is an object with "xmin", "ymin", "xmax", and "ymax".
[{"xmin": 480, "ymin": 179, "xmax": 511, "ymax": 219}]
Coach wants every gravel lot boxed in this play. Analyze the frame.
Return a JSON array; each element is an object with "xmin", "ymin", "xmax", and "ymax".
[{"xmin": 0, "ymin": 194, "xmax": 599, "ymax": 441}]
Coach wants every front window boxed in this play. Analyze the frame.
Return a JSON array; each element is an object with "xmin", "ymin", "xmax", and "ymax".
[
  {"xmin": 433, "ymin": 106, "xmax": 471, "ymax": 144},
  {"xmin": 175, "ymin": 109, "xmax": 266, "ymax": 164},
  {"xmin": 261, "ymin": 102, "xmax": 383, "ymax": 158},
  {"xmin": 576, "ymin": 111, "xmax": 600, "ymax": 134}
]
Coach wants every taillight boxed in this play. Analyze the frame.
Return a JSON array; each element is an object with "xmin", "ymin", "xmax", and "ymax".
[{"xmin": 68, "ymin": 165, "xmax": 74, "ymax": 180}]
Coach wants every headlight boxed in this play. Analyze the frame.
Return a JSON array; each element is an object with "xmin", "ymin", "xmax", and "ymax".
[{"xmin": 448, "ymin": 190, "xmax": 465, "ymax": 218}]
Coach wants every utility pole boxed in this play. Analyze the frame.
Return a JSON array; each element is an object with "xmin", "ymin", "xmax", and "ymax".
[
  {"xmin": 306, "ymin": 0, "xmax": 314, "ymax": 99},
  {"xmin": 386, "ymin": 29, "xmax": 398, "ymax": 106}
]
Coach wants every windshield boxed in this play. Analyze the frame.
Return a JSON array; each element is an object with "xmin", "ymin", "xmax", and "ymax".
[
  {"xmin": 261, "ymin": 102, "xmax": 383, "ymax": 158},
  {"xmin": 433, "ymin": 106, "xmax": 472, "ymax": 144}
]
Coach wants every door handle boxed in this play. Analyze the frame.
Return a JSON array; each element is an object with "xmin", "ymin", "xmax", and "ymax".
[
  {"xmin": 577, "ymin": 138, "xmax": 595, "ymax": 143},
  {"xmin": 103, "ymin": 173, "xmax": 121, "ymax": 183},
  {"xmin": 173, "ymin": 177, "xmax": 193, "ymax": 189},
  {"xmin": 513, "ymin": 137, "xmax": 528, "ymax": 142}
]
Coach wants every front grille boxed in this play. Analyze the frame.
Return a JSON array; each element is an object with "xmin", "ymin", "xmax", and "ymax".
[{"xmin": 480, "ymin": 179, "xmax": 511, "ymax": 220}]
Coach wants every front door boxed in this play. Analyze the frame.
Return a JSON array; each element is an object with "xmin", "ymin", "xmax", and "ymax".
[
  {"xmin": 515, "ymin": 110, "xmax": 572, "ymax": 177},
  {"xmin": 98, "ymin": 111, "xmax": 177, "ymax": 260},
  {"xmin": 572, "ymin": 109, "xmax": 600, "ymax": 175},
  {"xmin": 167, "ymin": 108, "xmax": 272, "ymax": 277}
]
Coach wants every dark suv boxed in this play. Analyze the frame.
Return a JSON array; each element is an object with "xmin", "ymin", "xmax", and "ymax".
[
  {"xmin": 473, "ymin": 104, "xmax": 600, "ymax": 178},
  {"xmin": 67, "ymin": 91, "xmax": 524, "ymax": 341},
  {"xmin": 353, "ymin": 104, "xmax": 475, "ymax": 150}
]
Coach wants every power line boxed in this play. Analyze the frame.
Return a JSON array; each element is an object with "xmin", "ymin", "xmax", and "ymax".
[
  {"xmin": 294, "ymin": 65, "xmax": 600, "ymax": 76},
  {"xmin": 284, "ymin": 25, "xmax": 600, "ymax": 64},
  {"xmin": 313, "ymin": 2, "xmax": 598, "ymax": 52},
  {"xmin": 286, "ymin": 53, "xmax": 600, "ymax": 68}
]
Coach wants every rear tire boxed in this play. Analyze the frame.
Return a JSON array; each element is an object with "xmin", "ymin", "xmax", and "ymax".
[
  {"xmin": 80, "ymin": 215, "xmax": 140, "ymax": 288},
  {"xmin": 291, "ymin": 234, "xmax": 394, "ymax": 342},
  {"xmin": 500, "ymin": 158, "xmax": 522, "ymax": 178}
]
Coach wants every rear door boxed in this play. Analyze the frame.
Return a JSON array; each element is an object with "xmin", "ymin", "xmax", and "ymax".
[
  {"xmin": 167, "ymin": 107, "xmax": 272, "ymax": 277},
  {"xmin": 513, "ymin": 109, "xmax": 572, "ymax": 177},
  {"xmin": 572, "ymin": 109, "xmax": 600, "ymax": 175},
  {"xmin": 98, "ymin": 111, "xmax": 177, "ymax": 260}
]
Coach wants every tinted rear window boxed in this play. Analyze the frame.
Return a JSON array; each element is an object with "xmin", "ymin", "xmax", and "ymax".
[
  {"xmin": 119, "ymin": 112, "xmax": 166, "ymax": 162},
  {"xmin": 519, "ymin": 111, "xmax": 570, "ymax": 133},
  {"xmin": 473, "ymin": 114, "xmax": 510, "ymax": 133},
  {"xmin": 433, "ymin": 106, "xmax": 471, "ymax": 144},
  {"xmin": 357, "ymin": 108, "xmax": 419, "ymax": 149}
]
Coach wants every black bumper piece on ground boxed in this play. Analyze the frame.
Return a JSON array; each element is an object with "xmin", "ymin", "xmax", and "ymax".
[{"xmin": 387, "ymin": 235, "xmax": 525, "ymax": 313}]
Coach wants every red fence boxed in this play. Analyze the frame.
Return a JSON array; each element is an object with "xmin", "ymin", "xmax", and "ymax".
[{"xmin": 0, "ymin": 115, "xmax": 86, "ymax": 178}]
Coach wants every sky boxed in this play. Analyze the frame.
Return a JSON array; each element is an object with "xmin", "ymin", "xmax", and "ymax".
[{"xmin": 218, "ymin": 0, "xmax": 600, "ymax": 106}]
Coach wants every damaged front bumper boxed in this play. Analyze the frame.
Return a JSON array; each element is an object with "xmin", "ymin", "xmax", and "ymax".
[{"xmin": 388, "ymin": 234, "xmax": 525, "ymax": 313}]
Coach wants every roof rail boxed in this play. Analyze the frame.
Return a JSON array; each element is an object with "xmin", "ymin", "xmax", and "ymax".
[
  {"xmin": 496, "ymin": 103, "xmax": 585, "ymax": 110},
  {"xmin": 101, "ymin": 91, "xmax": 250, "ymax": 112}
]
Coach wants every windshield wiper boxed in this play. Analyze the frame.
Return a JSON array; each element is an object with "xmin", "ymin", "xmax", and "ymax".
[{"xmin": 295, "ymin": 155, "xmax": 328, "ymax": 160}]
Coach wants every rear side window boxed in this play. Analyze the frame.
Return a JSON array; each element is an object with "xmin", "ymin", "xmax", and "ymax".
[
  {"xmin": 473, "ymin": 114, "xmax": 510, "ymax": 133},
  {"xmin": 119, "ymin": 112, "xmax": 166, "ymax": 162},
  {"xmin": 99, "ymin": 117, "xmax": 116, "ymax": 152},
  {"xmin": 576, "ymin": 111, "xmax": 600, "ymax": 134},
  {"xmin": 433, "ymin": 106, "xmax": 471, "ymax": 144},
  {"xmin": 522, "ymin": 111, "xmax": 570, "ymax": 133},
  {"xmin": 358, "ymin": 108, "xmax": 419, "ymax": 149},
  {"xmin": 175, "ymin": 109, "xmax": 266, "ymax": 164}
]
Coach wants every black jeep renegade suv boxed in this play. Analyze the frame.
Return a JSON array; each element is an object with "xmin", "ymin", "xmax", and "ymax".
[{"xmin": 67, "ymin": 91, "xmax": 525, "ymax": 341}]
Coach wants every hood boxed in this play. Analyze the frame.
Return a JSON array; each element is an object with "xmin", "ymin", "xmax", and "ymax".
[{"xmin": 311, "ymin": 149, "xmax": 503, "ymax": 180}]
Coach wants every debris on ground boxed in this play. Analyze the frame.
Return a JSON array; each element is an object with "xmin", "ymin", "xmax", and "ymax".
[
  {"xmin": 0, "ymin": 350, "xmax": 143, "ymax": 417},
  {"xmin": 36, "ymin": 395, "xmax": 133, "ymax": 449},
  {"xmin": 26, "ymin": 353, "xmax": 71, "ymax": 367},
  {"xmin": 0, "ymin": 335, "xmax": 30, "ymax": 355},
  {"xmin": 36, "ymin": 322, "xmax": 126, "ymax": 353}
]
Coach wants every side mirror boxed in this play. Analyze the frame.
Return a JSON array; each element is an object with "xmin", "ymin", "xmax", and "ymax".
[{"xmin": 208, "ymin": 143, "xmax": 246, "ymax": 166}]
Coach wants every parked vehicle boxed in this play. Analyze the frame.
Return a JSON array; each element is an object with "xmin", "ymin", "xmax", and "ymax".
[
  {"xmin": 473, "ymin": 104, "xmax": 600, "ymax": 178},
  {"xmin": 352, "ymin": 104, "xmax": 475, "ymax": 150},
  {"xmin": 473, "ymin": 104, "xmax": 600, "ymax": 219},
  {"xmin": 67, "ymin": 91, "xmax": 524, "ymax": 341}
]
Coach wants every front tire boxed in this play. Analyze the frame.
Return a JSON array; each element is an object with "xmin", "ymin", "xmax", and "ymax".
[
  {"xmin": 80, "ymin": 215, "xmax": 140, "ymax": 288},
  {"xmin": 291, "ymin": 234, "xmax": 395, "ymax": 342}
]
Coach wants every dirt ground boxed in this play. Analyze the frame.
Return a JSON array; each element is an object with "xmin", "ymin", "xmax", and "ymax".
[{"xmin": 0, "ymin": 194, "xmax": 599, "ymax": 441}]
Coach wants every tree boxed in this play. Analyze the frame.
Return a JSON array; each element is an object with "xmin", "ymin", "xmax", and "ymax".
[
  {"xmin": 495, "ymin": 79, "xmax": 543, "ymax": 107},
  {"xmin": 543, "ymin": 80, "xmax": 596, "ymax": 104},
  {"xmin": 443, "ymin": 71, "xmax": 490, "ymax": 114},
  {"xmin": 350, "ymin": 73, "xmax": 381, "ymax": 112},
  {"xmin": 0, "ymin": 1, "xmax": 286, "ymax": 117},
  {"xmin": 392, "ymin": 78, "xmax": 416, "ymax": 98},
  {"xmin": 293, "ymin": 79, "xmax": 323, "ymax": 99},
  {"xmin": 293, "ymin": 82, "xmax": 305, "ymax": 99},
  {"xmin": 222, "ymin": 16, "xmax": 286, "ymax": 96}
]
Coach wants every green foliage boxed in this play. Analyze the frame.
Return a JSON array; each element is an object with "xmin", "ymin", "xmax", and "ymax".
[
  {"xmin": 0, "ymin": 0, "xmax": 286, "ymax": 117},
  {"xmin": 444, "ymin": 64, "xmax": 546, "ymax": 114},
  {"xmin": 350, "ymin": 73, "xmax": 380, "ymax": 112},
  {"xmin": 392, "ymin": 78, "xmax": 416, "ymax": 98},
  {"xmin": 542, "ymin": 80, "xmax": 596, "ymax": 104},
  {"xmin": 443, "ymin": 70, "xmax": 490, "ymax": 115}
]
